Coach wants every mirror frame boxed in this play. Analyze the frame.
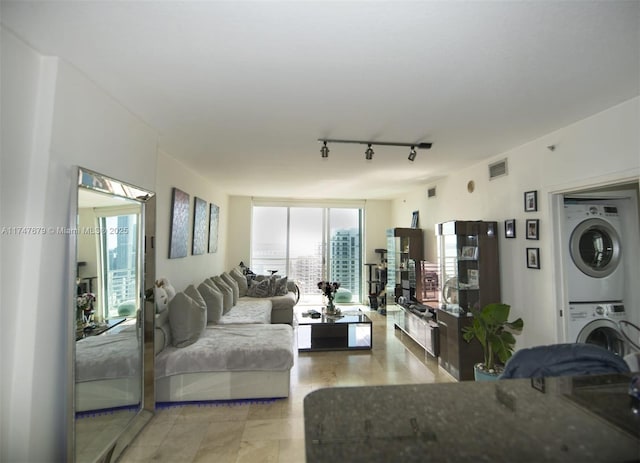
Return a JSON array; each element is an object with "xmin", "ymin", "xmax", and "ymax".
[{"xmin": 71, "ymin": 167, "xmax": 155, "ymax": 462}]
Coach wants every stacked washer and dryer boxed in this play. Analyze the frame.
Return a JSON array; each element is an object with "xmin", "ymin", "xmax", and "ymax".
[{"xmin": 564, "ymin": 201, "xmax": 633, "ymax": 356}]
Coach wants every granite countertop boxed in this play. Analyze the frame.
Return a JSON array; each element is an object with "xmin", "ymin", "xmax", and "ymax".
[{"xmin": 304, "ymin": 374, "xmax": 640, "ymax": 462}]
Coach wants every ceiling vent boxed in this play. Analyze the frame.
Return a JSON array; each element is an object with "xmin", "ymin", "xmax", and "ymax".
[
  {"xmin": 427, "ymin": 187, "xmax": 437, "ymax": 198},
  {"xmin": 488, "ymin": 159, "xmax": 508, "ymax": 180}
]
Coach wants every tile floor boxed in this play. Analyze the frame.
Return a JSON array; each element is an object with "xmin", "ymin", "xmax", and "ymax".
[{"xmin": 117, "ymin": 307, "xmax": 454, "ymax": 462}]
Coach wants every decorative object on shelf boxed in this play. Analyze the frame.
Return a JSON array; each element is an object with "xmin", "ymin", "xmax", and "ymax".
[
  {"xmin": 526, "ymin": 219, "xmax": 539, "ymax": 240},
  {"xmin": 460, "ymin": 246, "xmax": 478, "ymax": 260},
  {"xmin": 462, "ymin": 302, "xmax": 524, "ymax": 380},
  {"xmin": 411, "ymin": 210, "xmax": 419, "ymax": 228},
  {"xmin": 526, "ymin": 247, "xmax": 540, "ymax": 269},
  {"xmin": 442, "ymin": 277, "xmax": 459, "ymax": 305},
  {"xmin": 317, "ymin": 138, "xmax": 433, "ymax": 162},
  {"xmin": 524, "ymin": 190, "xmax": 538, "ymax": 212},
  {"xmin": 76, "ymin": 292, "xmax": 96, "ymax": 326},
  {"xmin": 192, "ymin": 196, "xmax": 207, "ymax": 255},
  {"xmin": 169, "ymin": 187, "xmax": 189, "ymax": 258},
  {"xmin": 317, "ymin": 281, "xmax": 340, "ymax": 314},
  {"xmin": 504, "ymin": 219, "xmax": 516, "ymax": 238}
]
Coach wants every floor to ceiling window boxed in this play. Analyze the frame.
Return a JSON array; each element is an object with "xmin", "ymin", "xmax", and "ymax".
[
  {"xmin": 95, "ymin": 207, "xmax": 140, "ymax": 319},
  {"xmin": 251, "ymin": 204, "xmax": 362, "ymax": 305}
]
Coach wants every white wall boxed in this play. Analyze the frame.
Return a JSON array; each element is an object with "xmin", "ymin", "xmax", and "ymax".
[
  {"xmin": 226, "ymin": 196, "xmax": 253, "ymax": 269},
  {"xmin": 1, "ymin": 29, "xmax": 158, "ymax": 461},
  {"xmin": 391, "ymin": 97, "xmax": 640, "ymax": 350},
  {"xmin": 155, "ymin": 151, "xmax": 229, "ymax": 292}
]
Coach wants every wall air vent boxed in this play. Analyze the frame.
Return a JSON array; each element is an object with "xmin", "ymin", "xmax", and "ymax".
[
  {"xmin": 427, "ymin": 187, "xmax": 437, "ymax": 198},
  {"xmin": 488, "ymin": 159, "xmax": 508, "ymax": 180}
]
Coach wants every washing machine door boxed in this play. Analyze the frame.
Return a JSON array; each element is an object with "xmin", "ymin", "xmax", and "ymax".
[
  {"xmin": 576, "ymin": 319, "xmax": 626, "ymax": 356},
  {"xmin": 569, "ymin": 218, "xmax": 621, "ymax": 278}
]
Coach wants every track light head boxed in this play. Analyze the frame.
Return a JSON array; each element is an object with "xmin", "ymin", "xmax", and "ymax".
[
  {"xmin": 408, "ymin": 146, "xmax": 417, "ymax": 161},
  {"xmin": 320, "ymin": 141, "xmax": 329, "ymax": 158},
  {"xmin": 365, "ymin": 144, "xmax": 374, "ymax": 160}
]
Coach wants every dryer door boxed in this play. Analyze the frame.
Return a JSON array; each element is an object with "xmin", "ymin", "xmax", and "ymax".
[
  {"xmin": 569, "ymin": 218, "xmax": 621, "ymax": 278},
  {"xmin": 576, "ymin": 319, "xmax": 627, "ymax": 356}
]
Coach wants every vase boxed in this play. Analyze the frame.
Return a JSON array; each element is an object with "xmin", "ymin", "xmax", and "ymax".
[
  {"xmin": 326, "ymin": 299, "xmax": 336, "ymax": 314},
  {"xmin": 473, "ymin": 364, "xmax": 500, "ymax": 381}
]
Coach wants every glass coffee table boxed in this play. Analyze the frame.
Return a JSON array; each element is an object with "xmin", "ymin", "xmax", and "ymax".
[{"xmin": 296, "ymin": 308, "xmax": 372, "ymax": 352}]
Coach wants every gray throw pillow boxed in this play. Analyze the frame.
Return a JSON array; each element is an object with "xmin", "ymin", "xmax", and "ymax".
[
  {"xmin": 230, "ymin": 267, "xmax": 249, "ymax": 297},
  {"xmin": 275, "ymin": 276, "xmax": 289, "ymax": 296},
  {"xmin": 168, "ymin": 286, "xmax": 206, "ymax": 348},
  {"xmin": 221, "ymin": 272, "xmax": 239, "ymax": 305},
  {"xmin": 247, "ymin": 278, "xmax": 271, "ymax": 298},
  {"xmin": 154, "ymin": 310, "xmax": 171, "ymax": 355},
  {"xmin": 197, "ymin": 281, "xmax": 224, "ymax": 323},
  {"xmin": 212, "ymin": 276, "xmax": 234, "ymax": 313},
  {"xmin": 268, "ymin": 275, "xmax": 280, "ymax": 296}
]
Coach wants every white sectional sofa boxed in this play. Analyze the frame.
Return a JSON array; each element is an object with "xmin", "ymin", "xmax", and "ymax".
[{"xmin": 153, "ymin": 269, "xmax": 298, "ymax": 402}]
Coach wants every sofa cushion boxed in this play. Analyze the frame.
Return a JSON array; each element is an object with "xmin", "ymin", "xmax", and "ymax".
[
  {"xmin": 155, "ymin": 310, "xmax": 172, "ymax": 354},
  {"xmin": 211, "ymin": 276, "xmax": 234, "ymax": 313},
  {"xmin": 168, "ymin": 285, "xmax": 207, "ymax": 348},
  {"xmin": 198, "ymin": 281, "xmax": 224, "ymax": 323},
  {"xmin": 221, "ymin": 272, "xmax": 240, "ymax": 304},
  {"xmin": 274, "ymin": 276, "xmax": 289, "ymax": 296},
  {"xmin": 247, "ymin": 278, "xmax": 271, "ymax": 298},
  {"xmin": 230, "ymin": 267, "xmax": 249, "ymax": 297}
]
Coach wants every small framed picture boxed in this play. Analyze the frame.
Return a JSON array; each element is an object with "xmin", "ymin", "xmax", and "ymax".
[
  {"xmin": 524, "ymin": 190, "xmax": 538, "ymax": 212},
  {"xmin": 504, "ymin": 219, "xmax": 516, "ymax": 239},
  {"xmin": 526, "ymin": 247, "xmax": 540, "ymax": 269},
  {"xmin": 460, "ymin": 246, "xmax": 478, "ymax": 260},
  {"xmin": 411, "ymin": 210, "xmax": 419, "ymax": 228},
  {"xmin": 526, "ymin": 219, "xmax": 539, "ymax": 240}
]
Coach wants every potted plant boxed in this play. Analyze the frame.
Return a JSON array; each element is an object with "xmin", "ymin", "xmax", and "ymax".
[{"xmin": 462, "ymin": 302, "xmax": 524, "ymax": 381}]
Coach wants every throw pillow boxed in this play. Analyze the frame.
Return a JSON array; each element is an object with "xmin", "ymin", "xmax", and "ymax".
[
  {"xmin": 154, "ymin": 310, "xmax": 171, "ymax": 354},
  {"xmin": 168, "ymin": 286, "xmax": 206, "ymax": 348},
  {"xmin": 247, "ymin": 278, "xmax": 271, "ymax": 298},
  {"xmin": 198, "ymin": 281, "xmax": 224, "ymax": 323},
  {"xmin": 220, "ymin": 272, "xmax": 239, "ymax": 305},
  {"xmin": 275, "ymin": 276, "xmax": 289, "ymax": 296},
  {"xmin": 212, "ymin": 276, "xmax": 234, "ymax": 313},
  {"xmin": 268, "ymin": 275, "xmax": 280, "ymax": 296},
  {"xmin": 230, "ymin": 267, "xmax": 249, "ymax": 297}
]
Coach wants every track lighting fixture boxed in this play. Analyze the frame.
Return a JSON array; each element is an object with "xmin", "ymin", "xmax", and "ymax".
[
  {"xmin": 320, "ymin": 141, "xmax": 329, "ymax": 158},
  {"xmin": 365, "ymin": 144, "xmax": 374, "ymax": 160},
  {"xmin": 408, "ymin": 146, "xmax": 417, "ymax": 162},
  {"xmin": 317, "ymin": 138, "xmax": 432, "ymax": 161}
]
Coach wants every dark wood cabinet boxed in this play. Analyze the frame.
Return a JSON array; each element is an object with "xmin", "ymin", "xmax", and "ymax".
[
  {"xmin": 436, "ymin": 220, "xmax": 500, "ymax": 380},
  {"xmin": 436, "ymin": 220, "xmax": 500, "ymax": 314},
  {"xmin": 386, "ymin": 228, "xmax": 424, "ymax": 304},
  {"xmin": 436, "ymin": 309, "xmax": 483, "ymax": 381}
]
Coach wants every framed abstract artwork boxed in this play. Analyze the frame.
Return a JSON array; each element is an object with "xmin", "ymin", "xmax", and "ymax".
[
  {"xmin": 169, "ymin": 187, "xmax": 189, "ymax": 258},
  {"xmin": 192, "ymin": 197, "xmax": 207, "ymax": 255},
  {"xmin": 208, "ymin": 203, "xmax": 219, "ymax": 253}
]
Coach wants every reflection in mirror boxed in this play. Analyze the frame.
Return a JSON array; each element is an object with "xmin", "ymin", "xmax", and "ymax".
[{"xmin": 74, "ymin": 168, "xmax": 154, "ymax": 463}]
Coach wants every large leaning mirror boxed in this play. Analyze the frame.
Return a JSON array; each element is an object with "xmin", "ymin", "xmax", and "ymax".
[{"xmin": 73, "ymin": 167, "xmax": 155, "ymax": 463}]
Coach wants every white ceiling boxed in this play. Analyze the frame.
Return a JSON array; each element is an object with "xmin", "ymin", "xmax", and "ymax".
[{"xmin": 2, "ymin": 1, "xmax": 639, "ymax": 200}]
